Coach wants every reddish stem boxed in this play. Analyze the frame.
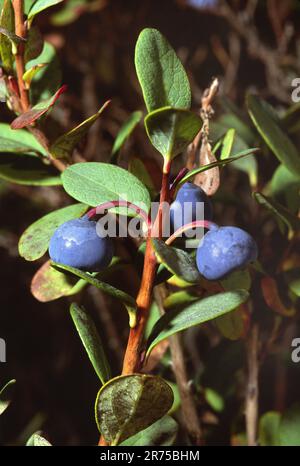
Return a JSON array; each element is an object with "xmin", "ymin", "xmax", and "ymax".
[{"xmin": 12, "ymin": 0, "xmax": 29, "ymax": 111}]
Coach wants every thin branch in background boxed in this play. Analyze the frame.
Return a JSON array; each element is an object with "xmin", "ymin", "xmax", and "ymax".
[
  {"xmin": 154, "ymin": 285, "xmax": 203, "ymax": 446},
  {"xmin": 245, "ymin": 323, "xmax": 259, "ymax": 446}
]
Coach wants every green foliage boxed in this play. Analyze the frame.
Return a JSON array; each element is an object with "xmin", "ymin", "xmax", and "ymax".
[
  {"xmin": 247, "ymin": 94, "xmax": 300, "ymax": 176},
  {"xmin": 0, "ymin": 123, "xmax": 46, "ymax": 155},
  {"xmin": 259, "ymin": 411, "xmax": 281, "ymax": 446},
  {"xmin": 120, "ymin": 416, "xmax": 178, "ymax": 446},
  {"xmin": 279, "ymin": 405, "xmax": 300, "ymax": 446},
  {"xmin": 152, "ymin": 239, "xmax": 201, "ymax": 283},
  {"xmin": 111, "ymin": 111, "xmax": 142, "ymax": 158},
  {"xmin": 70, "ymin": 303, "xmax": 111, "ymax": 384},
  {"xmin": 95, "ymin": 374, "xmax": 173, "ymax": 445},
  {"xmin": 19, "ymin": 203, "xmax": 88, "ymax": 261},
  {"xmin": 31, "ymin": 260, "xmax": 86, "ymax": 302},
  {"xmin": 50, "ymin": 102, "xmax": 110, "ymax": 159},
  {"xmin": 26, "ymin": 41, "xmax": 61, "ymax": 103},
  {"xmin": 0, "ymin": 379, "xmax": 16, "ymax": 415},
  {"xmin": 52, "ymin": 262, "xmax": 137, "ymax": 326},
  {"xmin": 27, "ymin": 0, "xmax": 64, "ymax": 21},
  {"xmin": 0, "ymin": 0, "xmax": 14, "ymax": 71},
  {"xmin": 254, "ymin": 192, "xmax": 300, "ymax": 238},
  {"xmin": 135, "ymin": 28, "xmax": 191, "ymax": 112},
  {"xmin": 61, "ymin": 162, "xmax": 151, "ymax": 212},
  {"xmin": 0, "ymin": 153, "xmax": 61, "ymax": 186},
  {"xmin": 146, "ymin": 290, "xmax": 249, "ymax": 355},
  {"xmin": 145, "ymin": 107, "xmax": 201, "ymax": 161},
  {"xmin": 26, "ymin": 432, "xmax": 52, "ymax": 446}
]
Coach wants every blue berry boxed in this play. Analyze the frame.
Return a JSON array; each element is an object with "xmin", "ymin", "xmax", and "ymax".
[
  {"xmin": 170, "ymin": 182, "xmax": 213, "ymax": 232},
  {"xmin": 49, "ymin": 217, "xmax": 114, "ymax": 272},
  {"xmin": 196, "ymin": 226, "xmax": 258, "ymax": 280}
]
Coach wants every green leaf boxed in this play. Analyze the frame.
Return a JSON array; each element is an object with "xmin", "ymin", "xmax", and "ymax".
[
  {"xmin": 52, "ymin": 262, "xmax": 137, "ymax": 326},
  {"xmin": 0, "ymin": 0, "xmax": 14, "ymax": 71},
  {"xmin": 215, "ymin": 309, "xmax": 245, "ymax": 341},
  {"xmin": 26, "ymin": 432, "xmax": 52, "ymax": 446},
  {"xmin": 204, "ymin": 388, "xmax": 224, "ymax": 413},
  {"xmin": 283, "ymin": 268, "xmax": 300, "ymax": 297},
  {"xmin": 221, "ymin": 269, "xmax": 252, "ymax": 291},
  {"xmin": 61, "ymin": 162, "xmax": 151, "ymax": 213},
  {"xmin": 279, "ymin": 405, "xmax": 300, "ymax": 446},
  {"xmin": 70, "ymin": 303, "xmax": 111, "ymax": 384},
  {"xmin": 23, "ymin": 63, "xmax": 47, "ymax": 88},
  {"xmin": 146, "ymin": 290, "xmax": 249, "ymax": 355},
  {"xmin": 0, "ymin": 153, "xmax": 61, "ymax": 186},
  {"xmin": 135, "ymin": 28, "xmax": 191, "ymax": 112},
  {"xmin": 179, "ymin": 149, "xmax": 259, "ymax": 185},
  {"xmin": 19, "ymin": 203, "xmax": 88, "ymax": 262},
  {"xmin": 50, "ymin": 101, "xmax": 110, "ymax": 159},
  {"xmin": 247, "ymin": 94, "xmax": 300, "ymax": 176},
  {"xmin": 24, "ymin": 26, "xmax": 44, "ymax": 63},
  {"xmin": 0, "ymin": 379, "xmax": 16, "ymax": 415},
  {"xmin": 152, "ymin": 239, "xmax": 200, "ymax": 284},
  {"xmin": 0, "ymin": 123, "xmax": 47, "ymax": 155},
  {"xmin": 259, "ymin": 411, "xmax": 281, "ymax": 446},
  {"xmin": 145, "ymin": 107, "xmax": 201, "ymax": 161},
  {"xmin": 120, "ymin": 416, "xmax": 178, "ymax": 446},
  {"xmin": 270, "ymin": 164, "xmax": 300, "ymax": 214},
  {"xmin": 11, "ymin": 85, "xmax": 66, "ymax": 129},
  {"xmin": 129, "ymin": 157, "xmax": 156, "ymax": 195},
  {"xmin": 254, "ymin": 192, "xmax": 300, "ymax": 237},
  {"xmin": 164, "ymin": 290, "xmax": 199, "ymax": 309},
  {"xmin": 95, "ymin": 374, "xmax": 173, "ymax": 445},
  {"xmin": 28, "ymin": 0, "xmax": 64, "ymax": 20},
  {"xmin": 111, "ymin": 111, "xmax": 142, "ymax": 157},
  {"xmin": 31, "ymin": 260, "xmax": 86, "ymax": 302},
  {"xmin": 220, "ymin": 128, "xmax": 236, "ymax": 160},
  {"xmin": 26, "ymin": 41, "xmax": 61, "ymax": 103}
]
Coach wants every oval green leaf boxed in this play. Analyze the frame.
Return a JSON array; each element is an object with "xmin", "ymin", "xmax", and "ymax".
[
  {"xmin": 152, "ymin": 239, "xmax": 200, "ymax": 283},
  {"xmin": 19, "ymin": 203, "xmax": 88, "ymax": 262},
  {"xmin": 95, "ymin": 374, "xmax": 174, "ymax": 445},
  {"xmin": 135, "ymin": 28, "xmax": 191, "ymax": 112},
  {"xmin": 61, "ymin": 162, "xmax": 151, "ymax": 213},
  {"xmin": 0, "ymin": 123, "xmax": 47, "ymax": 155},
  {"xmin": 145, "ymin": 107, "xmax": 201, "ymax": 161},
  {"xmin": 146, "ymin": 290, "xmax": 249, "ymax": 355},
  {"xmin": 26, "ymin": 432, "xmax": 52, "ymax": 446}
]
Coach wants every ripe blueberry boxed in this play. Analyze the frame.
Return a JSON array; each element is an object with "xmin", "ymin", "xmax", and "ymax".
[
  {"xmin": 49, "ymin": 217, "xmax": 114, "ymax": 272},
  {"xmin": 170, "ymin": 182, "xmax": 213, "ymax": 232},
  {"xmin": 196, "ymin": 226, "xmax": 257, "ymax": 280}
]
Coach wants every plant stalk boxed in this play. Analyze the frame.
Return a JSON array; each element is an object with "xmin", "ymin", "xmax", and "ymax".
[
  {"xmin": 245, "ymin": 323, "xmax": 259, "ymax": 446},
  {"xmin": 12, "ymin": 0, "xmax": 29, "ymax": 111}
]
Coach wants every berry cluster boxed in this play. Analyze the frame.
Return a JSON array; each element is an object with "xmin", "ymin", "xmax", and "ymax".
[{"xmin": 49, "ymin": 180, "xmax": 257, "ymax": 281}]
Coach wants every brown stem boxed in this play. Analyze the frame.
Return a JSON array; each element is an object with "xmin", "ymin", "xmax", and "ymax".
[
  {"xmin": 122, "ymin": 164, "xmax": 170, "ymax": 374},
  {"xmin": 245, "ymin": 323, "xmax": 259, "ymax": 446},
  {"xmin": 28, "ymin": 127, "xmax": 67, "ymax": 173},
  {"xmin": 154, "ymin": 285, "xmax": 203, "ymax": 445},
  {"xmin": 98, "ymin": 163, "xmax": 171, "ymax": 446},
  {"xmin": 12, "ymin": 0, "xmax": 29, "ymax": 111}
]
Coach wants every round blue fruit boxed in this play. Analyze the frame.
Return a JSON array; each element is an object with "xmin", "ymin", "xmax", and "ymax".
[
  {"xmin": 49, "ymin": 217, "xmax": 114, "ymax": 272},
  {"xmin": 170, "ymin": 182, "xmax": 213, "ymax": 232},
  {"xmin": 196, "ymin": 226, "xmax": 258, "ymax": 280}
]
